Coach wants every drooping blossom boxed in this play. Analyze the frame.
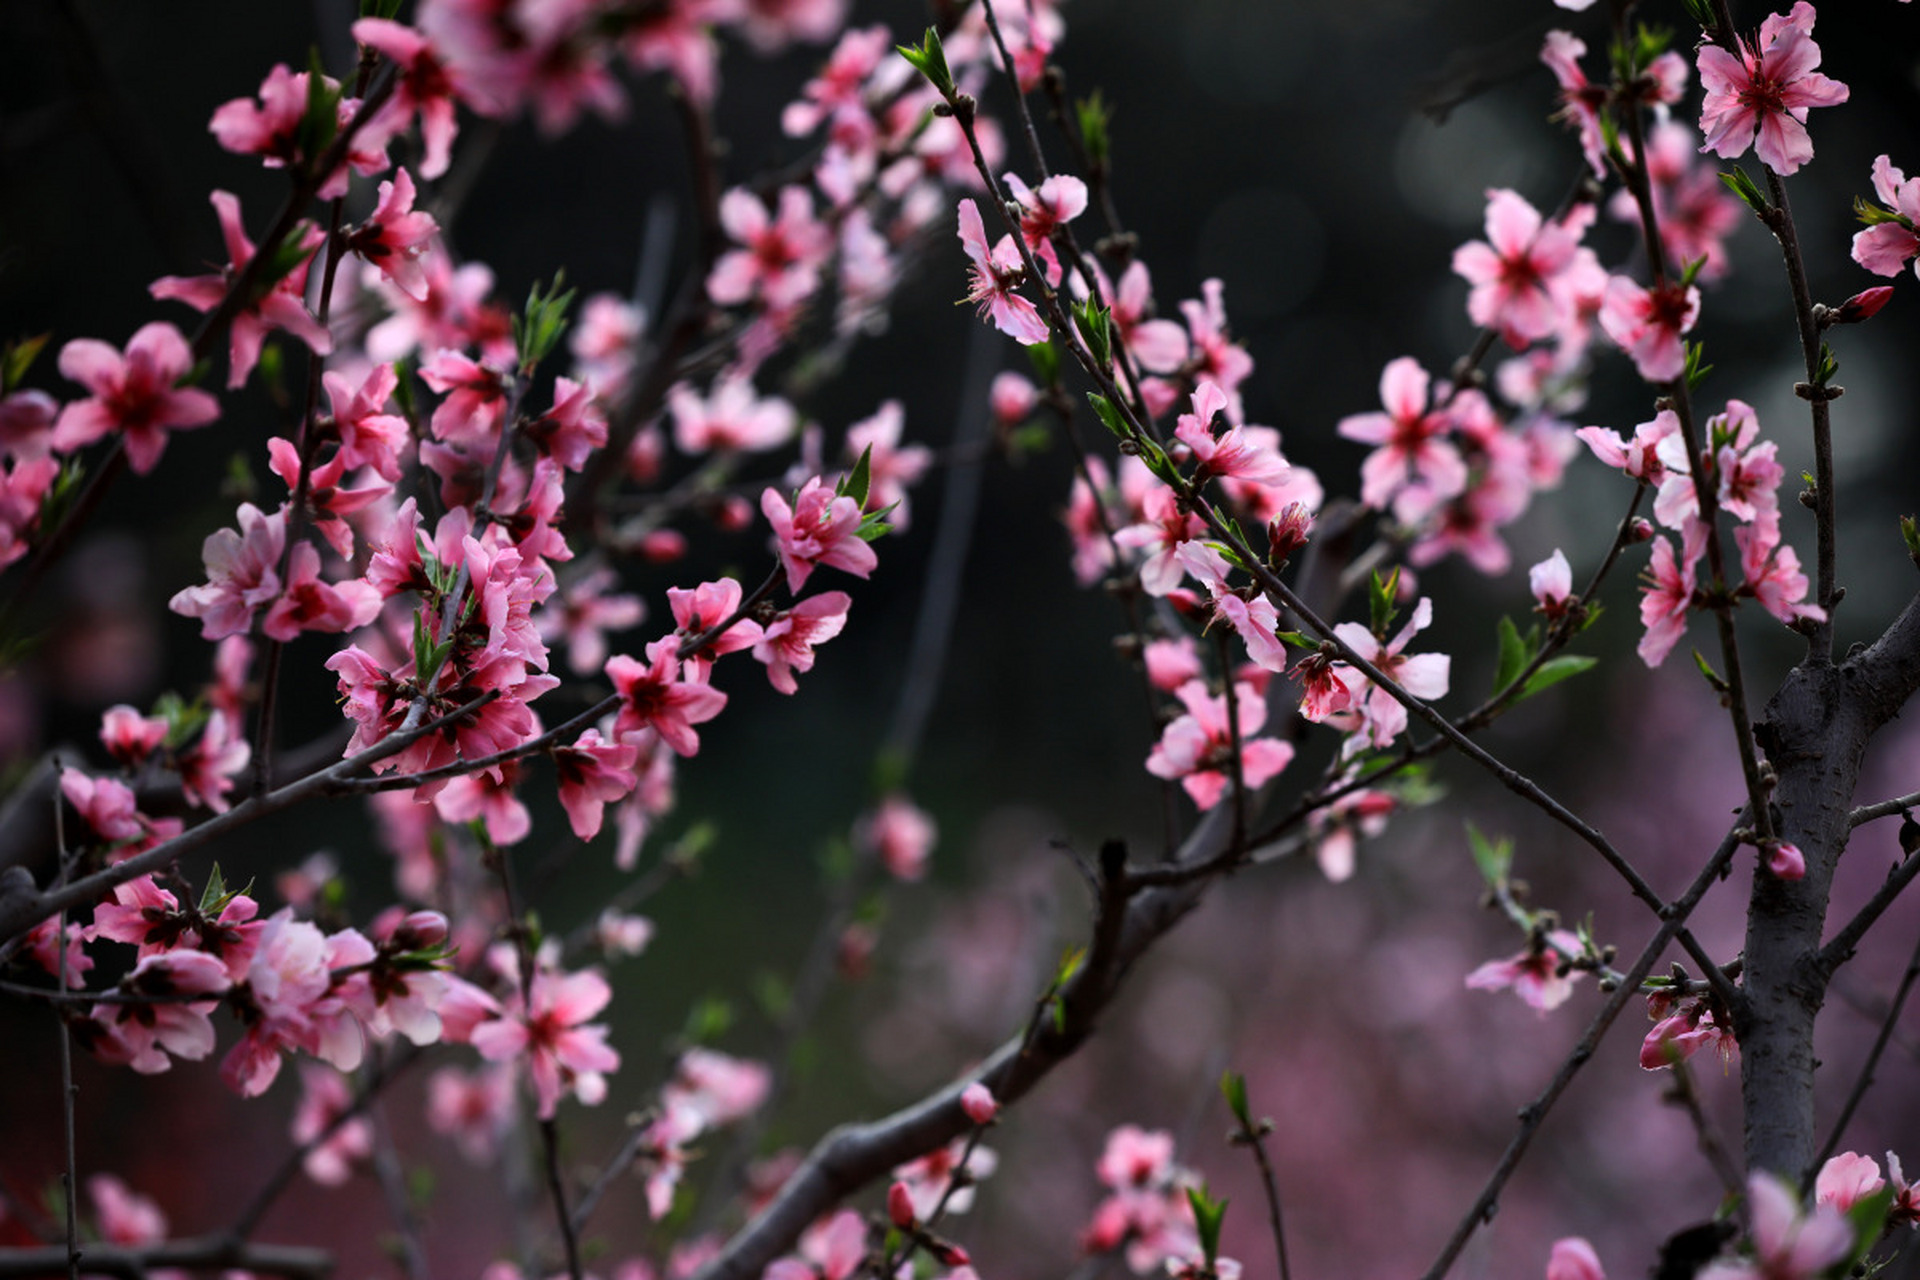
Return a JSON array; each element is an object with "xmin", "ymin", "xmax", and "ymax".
[
  {"xmin": 1452, "ymin": 189, "xmax": 1591, "ymax": 349},
  {"xmin": 707, "ymin": 186, "xmax": 831, "ymax": 313},
  {"xmin": 345, "ymin": 168, "xmax": 439, "ymax": 302},
  {"xmin": 753, "ymin": 592, "xmax": 851, "ymax": 694},
  {"xmin": 1003, "ymin": 171, "xmax": 1088, "ymax": 286},
  {"xmin": 607, "ymin": 638, "xmax": 728, "ymax": 757},
  {"xmin": 1599, "ymin": 274, "xmax": 1701, "ymax": 383},
  {"xmin": 85, "ymin": 950, "xmax": 230, "ymax": 1074},
  {"xmin": 1852, "ymin": 154, "xmax": 1920, "ymax": 279},
  {"xmin": 1697, "ymin": 1174, "xmax": 1853, "ymax": 1280},
  {"xmin": 469, "ymin": 964, "xmax": 621, "ymax": 1119},
  {"xmin": 51, "ymin": 323, "xmax": 219, "ymax": 474},
  {"xmin": 1173, "ymin": 380, "xmax": 1288, "ymax": 486},
  {"xmin": 1814, "ymin": 1152, "xmax": 1885, "ymax": 1212},
  {"xmin": 892, "ymin": 1137, "xmax": 997, "ymax": 1220},
  {"xmin": 553, "ymin": 728, "xmax": 641, "ymax": 841},
  {"xmin": 1331, "ymin": 597, "xmax": 1452, "ymax": 751},
  {"xmin": 1639, "ymin": 532, "xmax": 1702, "ymax": 668},
  {"xmin": 1696, "ymin": 3, "xmax": 1848, "ymax": 177},
  {"xmin": 88, "ymin": 1174, "xmax": 168, "ymax": 1246},
  {"xmin": 669, "ymin": 374, "xmax": 795, "ymax": 455},
  {"xmin": 1337, "ymin": 357, "xmax": 1468, "ymax": 513},
  {"xmin": 1145, "ymin": 679, "xmax": 1295, "ymax": 810},
  {"xmin": 1464, "ymin": 929, "xmax": 1583, "ymax": 1012},
  {"xmin": 762, "ymin": 477, "xmax": 878, "ymax": 592},
  {"xmin": 1640, "ymin": 990, "xmax": 1737, "ymax": 1070},
  {"xmin": 956, "ymin": 199, "xmax": 1049, "ymax": 345},
  {"xmin": 150, "ymin": 192, "xmax": 331, "ymax": 389},
  {"xmin": 855, "ymin": 791, "xmax": 936, "ymax": 881}
]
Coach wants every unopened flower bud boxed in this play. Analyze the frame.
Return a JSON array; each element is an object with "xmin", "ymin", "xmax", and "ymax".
[
  {"xmin": 888, "ymin": 1180, "xmax": 916, "ymax": 1229},
  {"xmin": 394, "ymin": 910, "xmax": 449, "ymax": 950},
  {"xmin": 1629, "ymin": 517, "xmax": 1655, "ymax": 543},
  {"xmin": 640, "ymin": 528, "xmax": 688, "ymax": 563},
  {"xmin": 1832, "ymin": 286, "xmax": 1894, "ymax": 326},
  {"xmin": 837, "ymin": 922, "xmax": 876, "ymax": 980},
  {"xmin": 1267, "ymin": 503, "xmax": 1313, "ymax": 564},
  {"xmin": 960, "ymin": 1082, "xmax": 999, "ymax": 1125},
  {"xmin": 714, "ymin": 494, "xmax": 754, "ymax": 533},
  {"xmin": 932, "ymin": 1241, "xmax": 971, "ymax": 1267}
]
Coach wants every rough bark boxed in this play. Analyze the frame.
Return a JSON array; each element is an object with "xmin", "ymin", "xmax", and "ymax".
[{"xmin": 1743, "ymin": 589, "xmax": 1920, "ymax": 1178}]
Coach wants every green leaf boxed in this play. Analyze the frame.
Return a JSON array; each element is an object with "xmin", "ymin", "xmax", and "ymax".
[
  {"xmin": 199, "ymin": 864, "xmax": 229, "ymax": 915},
  {"xmin": 1368, "ymin": 568, "xmax": 1400, "ymax": 639},
  {"xmin": 1055, "ymin": 946, "xmax": 1086, "ymax": 987},
  {"xmin": 682, "ymin": 996, "xmax": 733, "ymax": 1045},
  {"xmin": 1842, "ymin": 1184, "xmax": 1896, "ymax": 1273},
  {"xmin": 2, "ymin": 334, "xmax": 49, "ymax": 393},
  {"xmin": 1853, "ymin": 195, "xmax": 1912, "ymax": 228},
  {"xmin": 1076, "ymin": 90, "xmax": 1111, "ymax": 170},
  {"xmin": 1086, "ymin": 392, "xmax": 1128, "ymax": 439},
  {"xmin": 1902, "ymin": 514, "xmax": 1920, "ymax": 561},
  {"xmin": 1135, "ymin": 441, "xmax": 1182, "ymax": 488},
  {"xmin": 1185, "ymin": 1185, "xmax": 1227, "ymax": 1266},
  {"xmin": 1520, "ymin": 655, "xmax": 1596, "ymax": 699},
  {"xmin": 1679, "ymin": 0, "xmax": 1715, "ymax": 27},
  {"xmin": 1073, "ymin": 300, "xmax": 1113, "ymax": 370},
  {"xmin": 1027, "ymin": 340, "xmax": 1061, "ymax": 386},
  {"xmin": 1678, "ymin": 254, "xmax": 1708, "ymax": 289},
  {"xmin": 1719, "ymin": 165, "xmax": 1769, "ymax": 217},
  {"xmin": 854, "ymin": 503, "xmax": 897, "ymax": 541},
  {"xmin": 1814, "ymin": 341, "xmax": 1838, "ymax": 386},
  {"xmin": 296, "ymin": 48, "xmax": 341, "ymax": 166},
  {"xmin": 838, "ymin": 443, "xmax": 874, "ymax": 509},
  {"xmin": 1219, "ymin": 1070, "xmax": 1251, "ymax": 1129},
  {"xmin": 897, "ymin": 28, "xmax": 954, "ymax": 96},
  {"xmin": 1684, "ymin": 341, "xmax": 1713, "ymax": 393},
  {"xmin": 1274, "ymin": 630, "xmax": 1312, "ymax": 649},
  {"xmin": 1493, "ymin": 616, "xmax": 1529, "ymax": 692},
  {"xmin": 1467, "ymin": 823, "xmax": 1512, "ymax": 887},
  {"xmin": 1691, "ymin": 648, "xmax": 1728, "ymax": 694},
  {"xmin": 514, "ymin": 270, "xmax": 576, "ymax": 375},
  {"xmin": 753, "ymin": 970, "xmax": 793, "ymax": 1022}
]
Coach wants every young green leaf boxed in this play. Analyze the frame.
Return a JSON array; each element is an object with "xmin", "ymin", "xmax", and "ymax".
[
  {"xmin": 1467, "ymin": 823, "xmax": 1512, "ymax": 888},
  {"xmin": 1368, "ymin": 567, "xmax": 1401, "ymax": 639},
  {"xmin": 1087, "ymin": 392, "xmax": 1128, "ymax": 439},
  {"xmin": 1520, "ymin": 654, "xmax": 1597, "ymax": 699},
  {"xmin": 839, "ymin": 443, "xmax": 874, "ymax": 509},
  {"xmin": 1219, "ymin": 1070, "xmax": 1252, "ymax": 1130},
  {"xmin": 1493, "ymin": 616, "xmax": 1530, "ymax": 692},
  {"xmin": 897, "ymin": 28, "xmax": 954, "ymax": 96}
]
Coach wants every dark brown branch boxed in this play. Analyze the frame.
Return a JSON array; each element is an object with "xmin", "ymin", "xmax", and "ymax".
[{"xmin": 0, "ymin": 1239, "xmax": 333, "ymax": 1280}]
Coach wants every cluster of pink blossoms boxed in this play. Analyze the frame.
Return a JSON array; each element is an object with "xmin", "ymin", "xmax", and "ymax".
[
  {"xmin": 1078, "ymin": 1125, "xmax": 1206, "ymax": 1275},
  {"xmin": 1578, "ymin": 399, "xmax": 1822, "ymax": 669},
  {"xmin": 27, "ymin": 853, "xmax": 454, "ymax": 1098}
]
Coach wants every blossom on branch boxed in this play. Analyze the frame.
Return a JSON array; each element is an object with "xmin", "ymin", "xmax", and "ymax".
[
  {"xmin": 51, "ymin": 323, "xmax": 219, "ymax": 474},
  {"xmin": 1695, "ymin": 3, "xmax": 1848, "ymax": 177}
]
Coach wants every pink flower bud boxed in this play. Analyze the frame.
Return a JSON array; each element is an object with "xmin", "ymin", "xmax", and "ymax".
[
  {"xmin": 837, "ymin": 922, "xmax": 876, "ymax": 981},
  {"xmin": 960, "ymin": 1082, "xmax": 999, "ymax": 1125},
  {"xmin": 641, "ymin": 529, "xmax": 688, "ymax": 564},
  {"xmin": 888, "ymin": 1180, "xmax": 916, "ymax": 1229},
  {"xmin": 1833, "ymin": 286, "xmax": 1894, "ymax": 325},
  {"xmin": 1766, "ymin": 840, "xmax": 1806, "ymax": 881},
  {"xmin": 395, "ymin": 909, "xmax": 450, "ymax": 949},
  {"xmin": 1267, "ymin": 503, "xmax": 1313, "ymax": 563},
  {"xmin": 715, "ymin": 495, "xmax": 755, "ymax": 532},
  {"xmin": 1629, "ymin": 517, "xmax": 1654, "ymax": 543},
  {"xmin": 1546, "ymin": 1237, "xmax": 1605, "ymax": 1280},
  {"xmin": 932, "ymin": 1241, "xmax": 970, "ymax": 1267}
]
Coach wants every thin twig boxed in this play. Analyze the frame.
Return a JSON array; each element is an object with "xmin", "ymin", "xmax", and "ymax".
[
  {"xmin": 1810, "ymin": 920, "xmax": 1920, "ymax": 1180},
  {"xmin": 1417, "ymin": 823, "xmax": 1745, "ymax": 1280}
]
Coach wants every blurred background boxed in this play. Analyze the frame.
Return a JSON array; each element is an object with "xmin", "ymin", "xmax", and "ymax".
[{"xmin": 4, "ymin": 1, "xmax": 1920, "ymax": 1277}]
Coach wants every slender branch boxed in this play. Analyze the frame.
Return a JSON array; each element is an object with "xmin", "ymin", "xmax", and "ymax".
[
  {"xmin": 228, "ymin": 1046, "xmax": 419, "ymax": 1240},
  {"xmin": 1817, "ymin": 850, "xmax": 1920, "ymax": 982},
  {"xmin": 368, "ymin": 1091, "xmax": 431, "ymax": 1280},
  {"xmin": 1191, "ymin": 493, "xmax": 1742, "ymax": 1012},
  {"xmin": 1810, "ymin": 921, "xmax": 1920, "ymax": 1180},
  {"xmin": 1226, "ymin": 1089, "xmax": 1294, "ymax": 1280},
  {"xmin": 0, "ymin": 692, "xmax": 499, "ymax": 947},
  {"xmin": 1418, "ymin": 824, "xmax": 1744, "ymax": 1280},
  {"xmin": 1849, "ymin": 793, "xmax": 1920, "ymax": 829},
  {"xmin": 1665, "ymin": 1060, "xmax": 1744, "ymax": 1200},
  {"xmin": 0, "ymin": 1240, "xmax": 334, "ymax": 1280}
]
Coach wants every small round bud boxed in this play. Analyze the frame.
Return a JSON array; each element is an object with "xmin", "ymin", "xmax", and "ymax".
[
  {"xmin": 960, "ymin": 1082, "xmax": 999, "ymax": 1125},
  {"xmin": 1629, "ymin": 517, "xmax": 1655, "ymax": 543},
  {"xmin": 887, "ymin": 1180, "xmax": 917, "ymax": 1230}
]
